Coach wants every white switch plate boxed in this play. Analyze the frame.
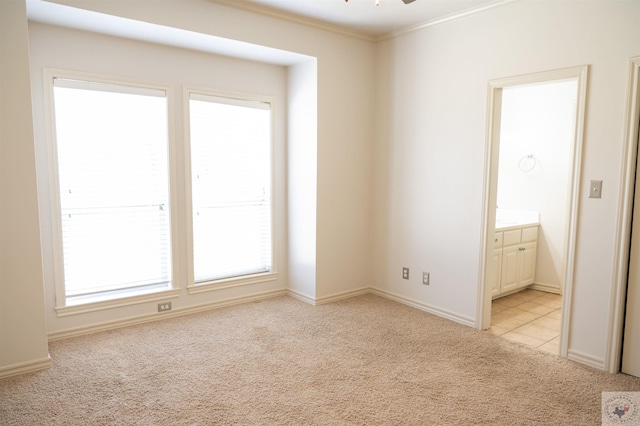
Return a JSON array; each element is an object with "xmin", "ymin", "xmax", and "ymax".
[{"xmin": 589, "ymin": 180, "xmax": 602, "ymax": 199}]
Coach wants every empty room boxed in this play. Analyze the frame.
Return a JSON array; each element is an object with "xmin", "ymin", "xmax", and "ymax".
[{"xmin": 2, "ymin": 0, "xmax": 640, "ymax": 423}]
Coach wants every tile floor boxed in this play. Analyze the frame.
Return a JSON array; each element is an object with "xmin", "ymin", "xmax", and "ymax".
[{"xmin": 488, "ymin": 289, "xmax": 562, "ymax": 355}]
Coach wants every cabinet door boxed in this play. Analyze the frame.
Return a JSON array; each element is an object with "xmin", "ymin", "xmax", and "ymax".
[
  {"xmin": 518, "ymin": 242, "xmax": 537, "ymax": 287},
  {"xmin": 501, "ymin": 246, "xmax": 520, "ymax": 293},
  {"xmin": 491, "ymin": 249, "xmax": 502, "ymax": 297}
]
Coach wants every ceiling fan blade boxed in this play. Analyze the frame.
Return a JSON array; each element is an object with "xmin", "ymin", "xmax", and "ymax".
[{"xmin": 402, "ymin": 0, "xmax": 416, "ymax": 4}]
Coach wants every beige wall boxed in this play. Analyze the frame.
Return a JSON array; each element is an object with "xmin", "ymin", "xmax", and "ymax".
[
  {"xmin": 6, "ymin": 0, "xmax": 639, "ymax": 374},
  {"xmin": 44, "ymin": 0, "xmax": 377, "ymax": 302},
  {"xmin": 28, "ymin": 22, "xmax": 292, "ymax": 334},
  {"xmin": 0, "ymin": 0, "xmax": 50, "ymax": 376},
  {"xmin": 374, "ymin": 0, "xmax": 640, "ymax": 367},
  {"xmin": 25, "ymin": 0, "xmax": 376, "ymax": 338}
]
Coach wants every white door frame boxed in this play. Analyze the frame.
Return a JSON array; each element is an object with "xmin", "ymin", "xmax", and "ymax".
[
  {"xmin": 607, "ymin": 56, "xmax": 640, "ymax": 373},
  {"xmin": 477, "ymin": 66, "xmax": 590, "ymax": 360}
]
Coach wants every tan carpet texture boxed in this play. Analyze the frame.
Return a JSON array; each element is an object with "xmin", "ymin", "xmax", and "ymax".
[{"xmin": 1, "ymin": 294, "xmax": 639, "ymax": 425}]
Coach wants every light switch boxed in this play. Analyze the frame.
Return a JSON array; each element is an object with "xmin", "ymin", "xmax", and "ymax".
[{"xmin": 589, "ymin": 180, "xmax": 602, "ymax": 199}]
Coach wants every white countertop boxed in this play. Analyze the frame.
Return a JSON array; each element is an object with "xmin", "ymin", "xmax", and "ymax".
[{"xmin": 495, "ymin": 209, "xmax": 540, "ymax": 231}]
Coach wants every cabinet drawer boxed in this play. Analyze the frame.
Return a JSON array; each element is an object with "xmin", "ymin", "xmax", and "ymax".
[
  {"xmin": 503, "ymin": 229, "xmax": 521, "ymax": 247},
  {"xmin": 494, "ymin": 232, "xmax": 503, "ymax": 248},
  {"xmin": 521, "ymin": 226, "xmax": 539, "ymax": 243}
]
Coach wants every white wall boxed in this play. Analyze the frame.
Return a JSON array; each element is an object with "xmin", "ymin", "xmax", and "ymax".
[
  {"xmin": 13, "ymin": 0, "xmax": 637, "ymax": 372},
  {"xmin": 375, "ymin": 0, "xmax": 640, "ymax": 366},
  {"xmin": 44, "ymin": 0, "xmax": 377, "ymax": 303},
  {"xmin": 0, "ymin": 0, "xmax": 50, "ymax": 376},
  {"xmin": 498, "ymin": 80, "xmax": 577, "ymax": 291},
  {"xmin": 28, "ymin": 23, "xmax": 290, "ymax": 334},
  {"xmin": 23, "ymin": 0, "xmax": 375, "ymax": 336},
  {"xmin": 287, "ymin": 60, "xmax": 318, "ymax": 301}
]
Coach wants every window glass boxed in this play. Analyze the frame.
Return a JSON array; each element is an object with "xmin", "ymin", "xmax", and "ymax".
[
  {"xmin": 52, "ymin": 78, "xmax": 171, "ymax": 302},
  {"xmin": 189, "ymin": 93, "xmax": 272, "ymax": 283}
]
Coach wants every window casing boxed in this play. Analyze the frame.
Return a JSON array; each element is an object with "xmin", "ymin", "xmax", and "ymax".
[
  {"xmin": 186, "ymin": 90, "xmax": 275, "ymax": 289},
  {"xmin": 47, "ymin": 72, "xmax": 174, "ymax": 309},
  {"xmin": 45, "ymin": 70, "xmax": 278, "ymax": 312}
]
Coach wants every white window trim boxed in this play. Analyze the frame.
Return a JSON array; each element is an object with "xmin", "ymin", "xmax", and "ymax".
[
  {"xmin": 55, "ymin": 289, "xmax": 181, "ymax": 317},
  {"xmin": 183, "ymin": 85, "xmax": 278, "ymax": 294},
  {"xmin": 43, "ymin": 68, "xmax": 179, "ymax": 315}
]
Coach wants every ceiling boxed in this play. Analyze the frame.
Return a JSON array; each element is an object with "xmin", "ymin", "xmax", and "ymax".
[
  {"xmin": 219, "ymin": 0, "xmax": 509, "ymax": 38},
  {"xmin": 27, "ymin": 0, "xmax": 514, "ymax": 66}
]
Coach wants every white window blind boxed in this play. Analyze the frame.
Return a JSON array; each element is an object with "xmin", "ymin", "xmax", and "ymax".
[
  {"xmin": 52, "ymin": 78, "xmax": 171, "ymax": 301},
  {"xmin": 189, "ymin": 93, "xmax": 272, "ymax": 283}
]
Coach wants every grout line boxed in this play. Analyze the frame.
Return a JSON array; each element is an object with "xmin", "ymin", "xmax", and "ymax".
[{"xmin": 491, "ymin": 291, "xmax": 563, "ymax": 352}]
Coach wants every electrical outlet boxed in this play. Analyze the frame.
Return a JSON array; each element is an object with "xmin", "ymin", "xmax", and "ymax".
[
  {"xmin": 158, "ymin": 302, "xmax": 172, "ymax": 312},
  {"xmin": 423, "ymin": 272, "xmax": 430, "ymax": 285},
  {"xmin": 402, "ymin": 267, "xmax": 409, "ymax": 280}
]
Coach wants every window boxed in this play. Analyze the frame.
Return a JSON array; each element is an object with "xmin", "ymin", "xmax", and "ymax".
[
  {"xmin": 50, "ymin": 76, "xmax": 172, "ymax": 306},
  {"xmin": 188, "ymin": 92, "xmax": 273, "ymax": 284},
  {"xmin": 46, "ymin": 72, "xmax": 276, "ymax": 311}
]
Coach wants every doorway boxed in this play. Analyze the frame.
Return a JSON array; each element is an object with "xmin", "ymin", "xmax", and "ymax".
[
  {"xmin": 623, "ymin": 156, "xmax": 640, "ymax": 376},
  {"xmin": 617, "ymin": 56, "xmax": 640, "ymax": 378},
  {"xmin": 478, "ymin": 66, "xmax": 590, "ymax": 360}
]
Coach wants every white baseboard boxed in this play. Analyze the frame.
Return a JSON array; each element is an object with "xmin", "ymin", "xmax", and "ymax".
[
  {"xmin": 44, "ymin": 282, "xmax": 611, "ymax": 377},
  {"xmin": 287, "ymin": 287, "xmax": 370, "ymax": 305},
  {"xmin": 47, "ymin": 285, "xmax": 476, "ymax": 343},
  {"xmin": 49, "ymin": 287, "xmax": 369, "ymax": 341},
  {"xmin": 0, "ymin": 356, "xmax": 52, "ymax": 379},
  {"xmin": 568, "ymin": 349, "xmax": 605, "ymax": 371},
  {"xmin": 370, "ymin": 287, "xmax": 476, "ymax": 327},
  {"xmin": 287, "ymin": 289, "xmax": 316, "ymax": 305},
  {"xmin": 527, "ymin": 283, "xmax": 561, "ymax": 294},
  {"xmin": 48, "ymin": 289, "xmax": 288, "ymax": 341},
  {"xmin": 314, "ymin": 287, "xmax": 371, "ymax": 305}
]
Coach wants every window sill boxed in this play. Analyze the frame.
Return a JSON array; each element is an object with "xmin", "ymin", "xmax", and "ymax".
[
  {"xmin": 55, "ymin": 287, "xmax": 180, "ymax": 317},
  {"xmin": 187, "ymin": 272, "xmax": 279, "ymax": 295}
]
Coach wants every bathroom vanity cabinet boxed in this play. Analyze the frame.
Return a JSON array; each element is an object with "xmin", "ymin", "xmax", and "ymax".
[{"xmin": 491, "ymin": 225, "xmax": 539, "ymax": 299}]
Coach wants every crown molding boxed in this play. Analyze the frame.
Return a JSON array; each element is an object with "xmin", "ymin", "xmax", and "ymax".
[
  {"xmin": 379, "ymin": 0, "xmax": 517, "ymax": 41},
  {"xmin": 210, "ymin": 0, "xmax": 516, "ymax": 44},
  {"xmin": 208, "ymin": 0, "xmax": 377, "ymax": 43}
]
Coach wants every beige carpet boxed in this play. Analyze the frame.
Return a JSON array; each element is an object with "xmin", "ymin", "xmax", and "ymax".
[{"xmin": 1, "ymin": 294, "xmax": 639, "ymax": 425}]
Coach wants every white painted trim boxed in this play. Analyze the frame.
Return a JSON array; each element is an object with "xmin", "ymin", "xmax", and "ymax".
[
  {"xmin": 559, "ymin": 66, "xmax": 589, "ymax": 359},
  {"xmin": 182, "ymin": 85, "xmax": 279, "ymax": 292},
  {"xmin": 478, "ymin": 66, "xmax": 590, "ymax": 359},
  {"xmin": 42, "ymin": 67, "xmax": 66, "ymax": 309},
  {"xmin": 371, "ymin": 287, "xmax": 476, "ymax": 327},
  {"xmin": 211, "ymin": 0, "xmax": 515, "ymax": 43},
  {"xmin": 568, "ymin": 349, "xmax": 605, "ymax": 371},
  {"xmin": 314, "ymin": 287, "xmax": 371, "ymax": 305},
  {"xmin": 477, "ymin": 79, "xmax": 502, "ymax": 330},
  {"xmin": 56, "ymin": 289, "xmax": 181, "ymax": 317},
  {"xmin": 288, "ymin": 288, "xmax": 371, "ymax": 306},
  {"xmin": 0, "ymin": 356, "xmax": 52, "ymax": 379},
  {"xmin": 527, "ymin": 283, "xmax": 561, "ymax": 295},
  {"xmin": 42, "ymin": 68, "xmax": 179, "ymax": 311},
  {"xmin": 607, "ymin": 56, "xmax": 640, "ymax": 374},
  {"xmin": 290, "ymin": 286, "xmax": 475, "ymax": 328},
  {"xmin": 382, "ymin": 0, "xmax": 517, "ymax": 41},
  {"xmin": 210, "ymin": 0, "xmax": 376, "ymax": 42},
  {"xmin": 287, "ymin": 289, "xmax": 317, "ymax": 305},
  {"xmin": 187, "ymin": 272, "xmax": 280, "ymax": 295},
  {"xmin": 183, "ymin": 85, "xmax": 196, "ymax": 293},
  {"xmin": 47, "ymin": 285, "xmax": 481, "ymax": 346},
  {"xmin": 48, "ymin": 288, "xmax": 288, "ymax": 341}
]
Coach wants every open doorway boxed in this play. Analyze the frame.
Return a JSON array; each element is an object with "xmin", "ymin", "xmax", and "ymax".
[
  {"xmin": 478, "ymin": 66, "xmax": 589, "ymax": 359},
  {"xmin": 616, "ymin": 56, "xmax": 640, "ymax": 377}
]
